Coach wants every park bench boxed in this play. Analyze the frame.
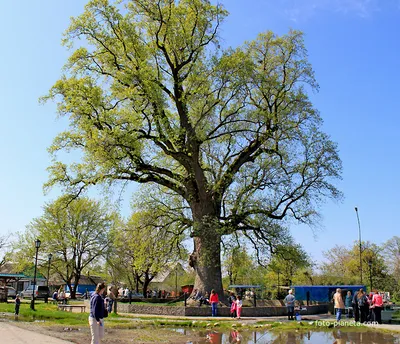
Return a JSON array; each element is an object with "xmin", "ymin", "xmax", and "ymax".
[{"xmin": 58, "ymin": 304, "xmax": 86, "ymax": 313}]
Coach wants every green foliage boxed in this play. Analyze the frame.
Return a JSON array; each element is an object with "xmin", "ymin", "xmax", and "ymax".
[
  {"xmin": 12, "ymin": 196, "xmax": 116, "ymax": 295},
  {"xmin": 109, "ymin": 207, "xmax": 187, "ymax": 293},
  {"xmin": 320, "ymin": 241, "xmax": 389, "ymax": 290},
  {"xmin": 43, "ymin": 0, "xmax": 342, "ymax": 292}
]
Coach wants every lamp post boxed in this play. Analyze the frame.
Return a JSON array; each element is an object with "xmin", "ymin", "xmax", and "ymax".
[
  {"xmin": 45, "ymin": 253, "xmax": 53, "ymax": 303},
  {"xmin": 368, "ymin": 259, "xmax": 373, "ymax": 292},
  {"xmin": 355, "ymin": 207, "xmax": 363, "ymax": 284},
  {"xmin": 30, "ymin": 239, "xmax": 41, "ymax": 311}
]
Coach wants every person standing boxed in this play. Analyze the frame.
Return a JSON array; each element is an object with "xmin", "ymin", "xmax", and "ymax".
[
  {"xmin": 284, "ymin": 289, "xmax": 296, "ymax": 320},
  {"xmin": 209, "ymin": 289, "xmax": 219, "ymax": 317},
  {"xmin": 352, "ymin": 289, "xmax": 361, "ymax": 322},
  {"xmin": 345, "ymin": 291, "xmax": 353, "ymax": 318},
  {"xmin": 15, "ymin": 294, "xmax": 21, "ymax": 316},
  {"xmin": 333, "ymin": 288, "xmax": 345, "ymax": 321},
  {"xmin": 229, "ymin": 292, "xmax": 237, "ymax": 318},
  {"xmin": 356, "ymin": 289, "xmax": 368, "ymax": 323},
  {"xmin": 236, "ymin": 295, "xmax": 243, "ymax": 319},
  {"xmin": 106, "ymin": 287, "xmax": 115, "ymax": 314},
  {"xmin": 371, "ymin": 289, "xmax": 383, "ymax": 324},
  {"xmin": 89, "ymin": 282, "xmax": 106, "ymax": 344}
]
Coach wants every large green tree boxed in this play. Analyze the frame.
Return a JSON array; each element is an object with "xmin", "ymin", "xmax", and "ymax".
[
  {"xmin": 43, "ymin": 0, "xmax": 342, "ymax": 296},
  {"xmin": 15, "ymin": 196, "xmax": 115, "ymax": 298}
]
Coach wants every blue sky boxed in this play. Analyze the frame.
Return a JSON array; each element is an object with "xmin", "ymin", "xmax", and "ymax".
[{"xmin": 0, "ymin": 0, "xmax": 399, "ymax": 264}]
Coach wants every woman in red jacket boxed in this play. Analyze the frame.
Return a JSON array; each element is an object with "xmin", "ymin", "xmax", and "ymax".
[{"xmin": 209, "ymin": 289, "xmax": 219, "ymax": 316}]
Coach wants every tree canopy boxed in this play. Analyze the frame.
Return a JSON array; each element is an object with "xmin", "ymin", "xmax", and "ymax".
[
  {"xmin": 44, "ymin": 0, "xmax": 342, "ymax": 295},
  {"xmin": 109, "ymin": 208, "xmax": 185, "ymax": 296},
  {"xmin": 14, "ymin": 196, "xmax": 115, "ymax": 298}
]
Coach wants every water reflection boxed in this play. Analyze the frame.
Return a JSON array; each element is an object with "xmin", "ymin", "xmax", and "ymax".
[{"xmin": 178, "ymin": 328, "xmax": 400, "ymax": 344}]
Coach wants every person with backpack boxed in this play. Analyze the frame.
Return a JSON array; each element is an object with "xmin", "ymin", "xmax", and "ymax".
[{"xmin": 356, "ymin": 289, "xmax": 369, "ymax": 323}]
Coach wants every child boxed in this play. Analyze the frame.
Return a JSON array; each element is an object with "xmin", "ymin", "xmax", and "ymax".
[
  {"xmin": 230, "ymin": 293, "xmax": 237, "ymax": 318},
  {"xmin": 15, "ymin": 294, "xmax": 21, "ymax": 316},
  {"xmin": 236, "ymin": 295, "xmax": 243, "ymax": 319}
]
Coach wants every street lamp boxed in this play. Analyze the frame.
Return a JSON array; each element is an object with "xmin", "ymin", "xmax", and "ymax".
[
  {"xmin": 47, "ymin": 253, "xmax": 53, "ymax": 287},
  {"xmin": 45, "ymin": 253, "xmax": 53, "ymax": 304},
  {"xmin": 368, "ymin": 259, "xmax": 373, "ymax": 292},
  {"xmin": 30, "ymin": 238, "xmax": 41, "ymax": 311},
  {"xmin": 355, "ymin": 207, "xmax": 363, "ymax": 284}
]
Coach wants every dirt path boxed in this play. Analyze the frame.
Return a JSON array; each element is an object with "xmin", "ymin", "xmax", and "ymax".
[{"xmin": 0, "ymin": 321, "xmax": 73, "ymax": 343}]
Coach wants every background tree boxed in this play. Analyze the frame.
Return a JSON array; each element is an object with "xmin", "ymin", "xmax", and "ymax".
[
  {"xmin": 268, "ymin": 244, "xmax": 311, "ymax": 293},
  {"xmin": 112, "ymin": 207, "xmax": 185, "ymax": 297},
  {"xmin": 14, "ymin": 196, "xmax": 114, "ymax": 298},
  {"xmin": 223, "ymin": 246, "xmax": 257, "ymax": 286},
  {"xmin": 44, "ymin": 0, "xmax": 342, "ymax": 296},
  {"xmin": 381, "ymin": 236, "xmax": 400, "ymax": 298},
  {"xmin": 0, "ymin": 235, "xmax": 10, "ymax": 269},
  {"xmin": 320, "ymin": 241, "xmax": 388, "ymax": 290}
]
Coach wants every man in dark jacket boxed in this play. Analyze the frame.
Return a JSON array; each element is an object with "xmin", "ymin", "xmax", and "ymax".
[{"xmin": 352, "ymin": 290, "xmax": 360, "ymax": 322}]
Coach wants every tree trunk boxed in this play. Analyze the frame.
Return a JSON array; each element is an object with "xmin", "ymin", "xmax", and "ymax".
[
  {"xmin": 191, "ymin": 217, "xmax": 224, "ymax": 302},
  {"xmin": 142, "ymin": 271, "xmax": 153, "ymax": 298}
]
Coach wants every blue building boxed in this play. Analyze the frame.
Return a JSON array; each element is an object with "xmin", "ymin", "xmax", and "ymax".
[
  {"xmin": 65, "ymin": 275, "xmax": 104, "ymax": 295},
  {"xmin": 293, "ymin": 285, "xmax": 366, "ymax": 302}
]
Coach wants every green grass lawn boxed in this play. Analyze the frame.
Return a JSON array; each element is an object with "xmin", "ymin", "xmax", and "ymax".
[{"xmin": 1, "ymin": 300, "xmax": 398, "ymax": 332}]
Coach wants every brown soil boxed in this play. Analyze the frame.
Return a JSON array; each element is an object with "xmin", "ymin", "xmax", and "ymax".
[{"xmin": 12, "ymin": 323, "xmax": 203, "ymax": 344}]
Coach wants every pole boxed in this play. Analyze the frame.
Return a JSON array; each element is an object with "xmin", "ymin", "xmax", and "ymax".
[
  {"xmin": 45, "ymin": 254, "xmax": 52, "ymax": 303},
  {"xmin": 355, "ymin": 207, "xmax": 363, "ymax": 284},
  {"xmin": 369, "ymin": 261, "xmax": 373, "ymax": 291},
  {"xmin": 30, "ymin": 239, "xmax": 41, "ymax": 310},
  {"xmin": 46, "ymin": 254, "xmax": 52, "ymax": 287}
]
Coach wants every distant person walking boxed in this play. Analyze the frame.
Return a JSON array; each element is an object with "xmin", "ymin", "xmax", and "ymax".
[
  {"xmin": 89, "ymin": 282, "xmax": 106, "ymax": 344},
  {"xmin": 333, "ymin": 288, "xmax": 345, "ymax": 321},
  {"xmin": 210, "ymin": 289, "xmax": 219, "ymax": 317},
  {"xmin": 284, "ymin": 289, "xmax": 295, "ymax": 320}
]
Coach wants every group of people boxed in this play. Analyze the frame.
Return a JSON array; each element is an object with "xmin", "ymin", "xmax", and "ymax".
[
  {"xmin": 333, "ymin": 288, "xmax": 384, "ymax": 323},
  {"xmin": 192, "ymin": 289, "xmax": 244, "ymax": 317},
  {"xmin": 51, "ymin": 288, "xmax": 68, "ymax": 304},
  {"xmin": 228, "ymin": 292, "xmax": 243, "ymax": 319},
  {"xmin": 192, "ymin": 289, "xmax": 221, "ymax": 316}
]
